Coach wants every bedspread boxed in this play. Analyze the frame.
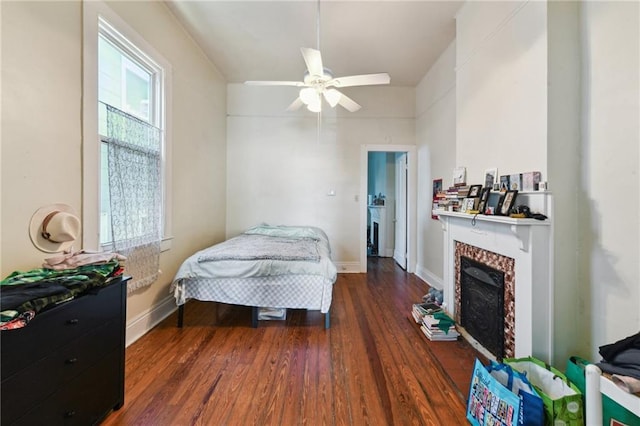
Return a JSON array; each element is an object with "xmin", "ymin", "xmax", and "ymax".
[{"xmin": 170, "ymin": 225, "xmax": 338, "ymax": 314}]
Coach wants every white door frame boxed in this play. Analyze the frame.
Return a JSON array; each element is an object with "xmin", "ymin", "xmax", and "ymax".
[{"xmin": 360, "ymin": 145, "xmax": 417, "ymax": 273}]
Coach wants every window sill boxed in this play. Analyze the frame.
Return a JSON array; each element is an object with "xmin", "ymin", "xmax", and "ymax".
[
  {"xmin": 99, "ymin": 235, "xmax": 173, "ymax": 254},
  {"xmin": 160, "ymin": 236, "xmax": 173, "ymax": 252}
]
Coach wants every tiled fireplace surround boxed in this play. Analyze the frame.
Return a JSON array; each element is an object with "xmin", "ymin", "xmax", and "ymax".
[{"xmin": 438, "ymin": 193, "xmax": 553, "ymax": 361}]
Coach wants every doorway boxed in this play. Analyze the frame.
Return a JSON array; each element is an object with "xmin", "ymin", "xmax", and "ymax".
[{"xmin": 360, "ymin": 145, "xmax": 416, "ymax": 274}]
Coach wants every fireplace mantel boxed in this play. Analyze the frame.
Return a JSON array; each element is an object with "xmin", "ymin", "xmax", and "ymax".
[
  {"xmin": 437, "ymin": 211, "xmax": 549, "ymax": 252},
  {"xmin": 437, "ymin": 193, "xmax": 553, "ymax": 361}
]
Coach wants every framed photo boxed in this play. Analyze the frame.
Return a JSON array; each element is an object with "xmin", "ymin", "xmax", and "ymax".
[
  {"xmin": 468, "ymin": 184, "xmax": 482, "ymax": 198},
  {"xmin": 500, "ymin": 190, "xmax": 518, "ymax": 216},
  {"xmin": 461, "ymin": 197, "xmax": 477, "ymax": 213},
  {"xmin": 499, "ymin": 175, "xmax": 510, "ymax": 192},
  {"xmin": 484, "ymin": 168, "xmax": 498, "ymax": 189},
  {"xmin": 477, "ymin": 188, "xmax": 491, "ymax": 215},
  {"xmin": 431, "ymin": 178, "xmax": 443, "ymax": 219},
  {"xmin": 452, "ymin": 167, "xmax": 466, "ymax": 186},
  {"xmin": 495, "ymin": 194, "xmax": 505, "ymax": 216},
  {"xmin": 509, "ymin": 173, "xmax": 522, "ymax": 190}
]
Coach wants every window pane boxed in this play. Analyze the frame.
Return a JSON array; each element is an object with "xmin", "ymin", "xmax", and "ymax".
[
  {"xmin": 98, "ymin": 35, "xmax": 152, "ymax": 123},
  {"xmin": 124, "ymin": 57, "xmax": 151, "ymax": 121},
  {"xmin": 98, "ymin": 32, "xmax": 158, "ymax": 246},
  {"xmin": 100, "ymin": 142, "xmax": 112, "ymax": 245}
]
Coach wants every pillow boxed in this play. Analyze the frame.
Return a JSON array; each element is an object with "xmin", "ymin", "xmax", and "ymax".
[{"xmin": 244, "ymin": 224, "xmax": 322, "ymax": 241}]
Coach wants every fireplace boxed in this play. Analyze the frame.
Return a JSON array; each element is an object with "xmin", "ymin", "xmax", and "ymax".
[
  {"xmin": 455, "ymin": 243, "xmax": 515, "ymax": 358},
  {"xmin": 460, "ymin": 256, "xmax": 505, "ymax": 359},
  {"xmin": 437, "ymin": 192, "xmax": 553, "ymax": 361},
  {"xmin": 368, "ymin": 206, "xmax": 387, "ymax": 257}
]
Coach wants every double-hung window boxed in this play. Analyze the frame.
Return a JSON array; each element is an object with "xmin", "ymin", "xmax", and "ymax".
[{"xmin": 83, "ymin": 2, "xmax": 172, "ymax": 291}]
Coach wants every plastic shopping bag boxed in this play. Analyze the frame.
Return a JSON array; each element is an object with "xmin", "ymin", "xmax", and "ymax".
[
  {"xmin": 505, "ymin": 356, "xmax": 584, "ymax": 426},
  {"xmin": 467, "ymin": 358, "xmax": 545, "ymax": 426}
]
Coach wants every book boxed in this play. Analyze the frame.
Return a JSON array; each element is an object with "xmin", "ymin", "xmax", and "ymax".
[
  {"xmin": 420, "ymin": 324, "xmax": 459, "ymax": 341},
  {"xmin": 411, "ymin": 303, "xmax": 442, "ymax": 323},
  {"xmin": 420, "ymin": 320, "xmax": 459, "ymax": 334},
  {"xmin": 422, "ymin": 315, "xmax": 458, "ymax": 332},
  {"xmin": 414, "ymin": 302, "xmax": 442, "ymax": 314}
]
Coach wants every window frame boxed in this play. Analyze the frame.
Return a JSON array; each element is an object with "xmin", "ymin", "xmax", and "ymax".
[{"xmin": 83, "ymin": 1, "xmax": 173, "ymax": 252}]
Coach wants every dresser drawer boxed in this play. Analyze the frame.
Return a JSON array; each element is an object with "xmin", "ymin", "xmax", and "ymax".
[
  {"xmin": 10, "ymin": 350, "xmax": 122, "ymax": 426},
  {"xmin": 1, "ymin": 319, "xmax": 121, "ymax": 425},
  {"xmin": 1, "ymin": 280, "xmax": 124, "ymax": 380}
]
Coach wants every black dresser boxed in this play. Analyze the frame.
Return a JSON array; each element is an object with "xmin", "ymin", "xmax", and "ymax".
[{"xmin": 1, "ymin": 276, "xmax": 128, "ymax": 425}]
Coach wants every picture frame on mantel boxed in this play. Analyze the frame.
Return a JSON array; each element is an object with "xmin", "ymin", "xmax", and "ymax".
[
  {"xmin": 477, "ymin": 187, "xmax": 492, "ymax": 214},
  {"xmin": 468, "ymin": 184, "xmax": 483, "ymax": 198},
  {"xmin": 432, "ymin": 178, "xmax": 443, "ymax": 220},
  {"xmin": 484, "ymin": 168, "xmax": 498, "ymax": 189},
  {"xmin": 500, "ymin": 190, "xmax": 518, "ymax": 216}
]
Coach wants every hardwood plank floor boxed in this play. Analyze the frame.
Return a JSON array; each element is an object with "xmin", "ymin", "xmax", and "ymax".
[{"xmin": 102, "ymin": 258, "xmax": 484, "ymax": 425}]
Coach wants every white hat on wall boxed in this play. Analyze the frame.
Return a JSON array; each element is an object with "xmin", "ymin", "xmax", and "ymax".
[{"xmin": 29, "ymin": 204, "xmax": 81, "ymax": 253}]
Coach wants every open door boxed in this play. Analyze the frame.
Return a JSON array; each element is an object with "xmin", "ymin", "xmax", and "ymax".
[{"xmin": 393, "ymin": 153, "xmax": 407, "ymax": 269}]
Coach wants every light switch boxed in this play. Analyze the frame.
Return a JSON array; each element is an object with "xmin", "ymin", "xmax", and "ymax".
[{"xmin": 327, "ymin": 189, "xmax": 336, "ymax": 196}]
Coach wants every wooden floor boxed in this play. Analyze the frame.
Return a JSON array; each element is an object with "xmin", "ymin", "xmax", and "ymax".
[{"xmin": 102, "ymin": 258, "xmax": 485, "ymax": 425}]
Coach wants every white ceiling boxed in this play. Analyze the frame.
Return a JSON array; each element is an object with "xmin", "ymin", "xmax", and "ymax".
[{"xmin": 164, "ymin": 1, "xmax": 463, "ymax": 87}]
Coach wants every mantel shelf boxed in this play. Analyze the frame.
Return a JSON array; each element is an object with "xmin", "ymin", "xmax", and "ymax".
[{"xmin": 435, "ymin": 211, "xmax": 550, "ymax": 226}]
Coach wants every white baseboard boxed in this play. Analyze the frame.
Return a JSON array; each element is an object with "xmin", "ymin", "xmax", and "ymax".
[
  {"xmin": 334, "ymin": 261, "xmax": 361, "ymax": 273},
  {"xmin": 415, "ymin": 264, "xmax": 443, "ymax": 290},
  {"xmin": 125, "ymin": 294, "xmax": 176, "ymax": 347}
]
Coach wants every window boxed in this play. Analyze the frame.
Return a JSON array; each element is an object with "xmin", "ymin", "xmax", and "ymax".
[
  {"xmin": 83, "ymin": 2, "xmax": 172, "ymax": 290},
  {"xmin": 97, "ymin": 21, "xmax": 163, "ymax": 247}
]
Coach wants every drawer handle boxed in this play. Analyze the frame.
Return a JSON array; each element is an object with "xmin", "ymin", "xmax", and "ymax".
[
  {"xmin": 66, "ymin": 318, "xmax": 79, "ymax": 325},
  {"xmin": 65, "ymin": 358, "xmax": 78, "ymax": 365},
  {"xmin": 64, "ymin": 410, "xmax": 76, "ymax": 418}
]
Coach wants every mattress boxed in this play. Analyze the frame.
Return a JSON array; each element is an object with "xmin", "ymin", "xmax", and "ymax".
[{"xmin": 170, "ymin": 225, "xmax": 337, "ymax": 314}]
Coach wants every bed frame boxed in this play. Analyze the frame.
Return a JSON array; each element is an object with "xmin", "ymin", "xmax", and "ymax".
[{"xmin": 176, "ymin": 304, "xmax": 330, "ymax": 329}]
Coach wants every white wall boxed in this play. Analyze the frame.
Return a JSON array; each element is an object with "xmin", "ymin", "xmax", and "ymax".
[
  {"xmin": 456, "ymin": 1, "xmax": 548, "ymax": 182},
  {"xmin": 226, "ymin": 84, "xmax": 415, "ymax": 270},
  {"xmin": 547, "ymin": 1, "xmax": 583, "ymax": 364},
  {"xmin": 415, "ymin": 41, "xmax": 457, "ymax": 289},
  {"xmin": 1, "ymin": 0, "xmax": 227, "ymax": 343},
  {"xmin": 581, "ymin": 1, "xmax": 640, "ymax": 362}
]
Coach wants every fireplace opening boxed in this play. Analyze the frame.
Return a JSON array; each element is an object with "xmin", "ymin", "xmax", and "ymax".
[
  {"xmin": 372, "ymin": 222, "xmax": 379, "ymax": 255},
  {"xmin": 460, "ymin": 256, "xmax": 505, "ymax": 359}
]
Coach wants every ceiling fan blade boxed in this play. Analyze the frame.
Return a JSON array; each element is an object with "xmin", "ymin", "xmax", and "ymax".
[
  {"xmin": 300, "ymin": 47, "xmax": 324, "ymax": 77},
  {"xmin": 286, "ymin": 97, "xmax": 304, "ymax": 111},
  {"xmin": 244, "ymin": 80, "xmax": 305, "ymax": 87},
  {"xmin": 328, "ymin": 73, "xmax": 390, "ymax": 88},
  {"xmin": 337, "ymin": 92, "xmax": 361, "ymax": 112}
]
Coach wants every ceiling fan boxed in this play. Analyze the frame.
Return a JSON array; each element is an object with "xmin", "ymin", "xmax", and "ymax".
[{"xmin": 244, "ymin": 2, "xmax": 390, "ymax": 113}]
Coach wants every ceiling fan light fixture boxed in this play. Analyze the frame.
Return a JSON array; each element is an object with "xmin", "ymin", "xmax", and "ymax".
[
  {"xmin": 299, "ymin": 87, "xmax": 318, "ymax": 105},
  {"xmin": 323, "ymin": 89, "xmax": 341, "ymax": 108},
  {"xmin": 306, "ymin": 97, "xmax": 322, "ymax": 112}
]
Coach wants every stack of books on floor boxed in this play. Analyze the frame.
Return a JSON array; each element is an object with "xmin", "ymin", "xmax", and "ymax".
[
  {"xmin": 411, "ymin": 302, "xmax": 442, "ymax": 324},
  {"xmin": 419, "ymin": 311, "xmax": 460, "ymax": 342}
]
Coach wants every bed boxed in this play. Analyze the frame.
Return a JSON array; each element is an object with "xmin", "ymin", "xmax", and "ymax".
[{"xmin": 171, "ymin": 224, "xmax": 338, "ymax": 328}]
